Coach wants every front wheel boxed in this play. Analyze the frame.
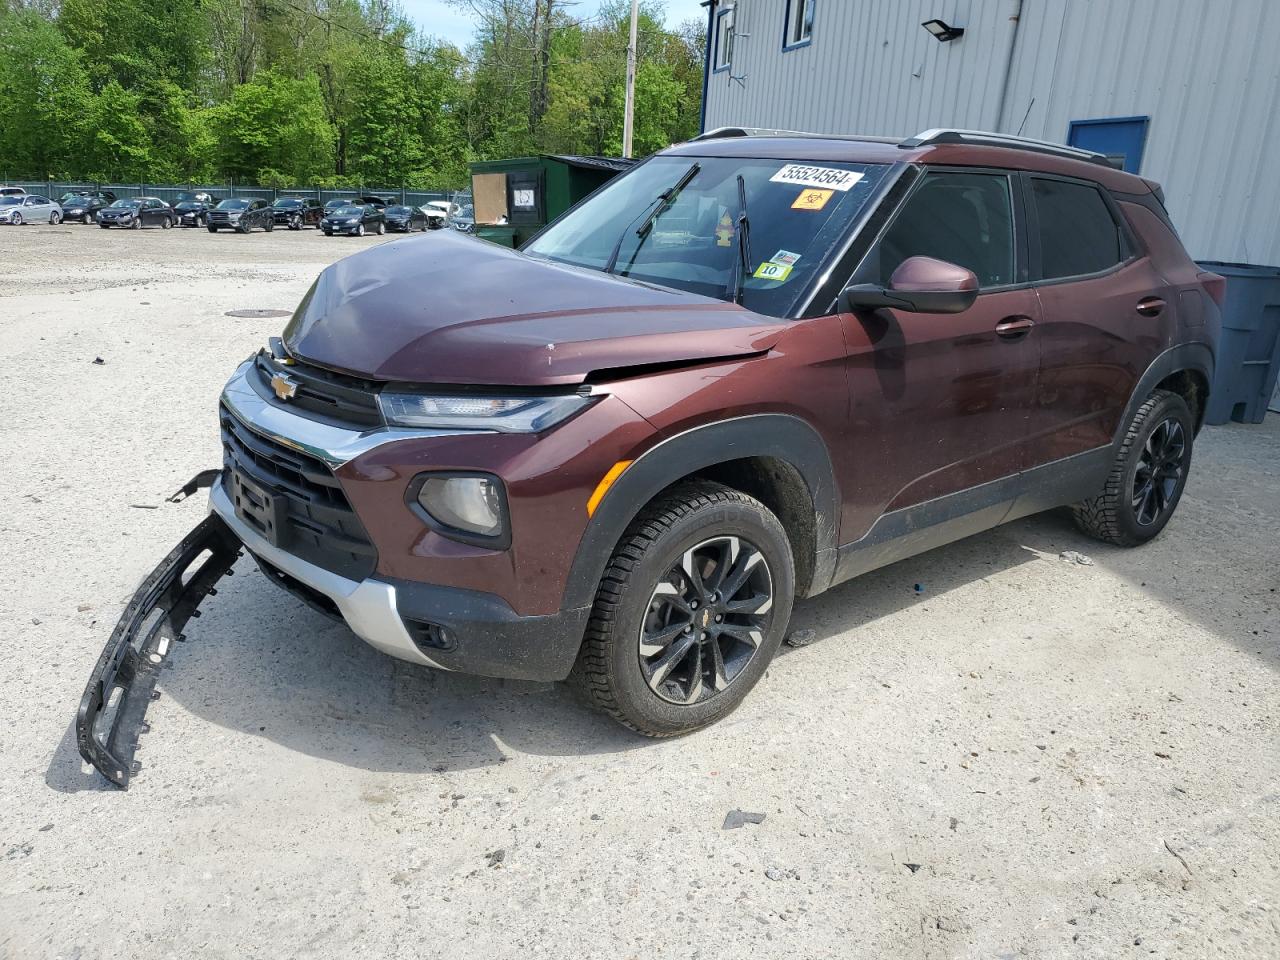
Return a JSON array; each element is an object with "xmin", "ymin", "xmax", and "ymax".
[
  {"xmin": 354, "ymin": 223, "xmax": 364, "ymax": 237},
  {"xmin": 264, "ymin": 219, "xmax": 274, "ymax": 232},
  {"xmin": 100, "ymin": 223, "xmax": 110, "ymax": 229},
  {"xmin": 130, "ymin": 217, "xmax": 141, "ymax": 230},
  {"xmin": 572, "ymin": 482, "xmax": 794, "ymax": 737},
  {"xmin": 161, "ymin": 217, "xmax": 171, "ymax": 229},
  {"xmin": 207, "ymin": 225, "xmax": 218, "ymax": 233},
  {"xmin": 374, "ymin": 220, "xmax": 384, "ymax": 235},
  {"xmin": 12, "ymin": 212, "xmax": 22, "ymax": 225},
  {"xmin": 50, "ymin": 211, "xmax": 61, "ymax": 225},
  {"xmin": 1072, "ymin": 389, "xmax": 1194, "ymax": 547}
]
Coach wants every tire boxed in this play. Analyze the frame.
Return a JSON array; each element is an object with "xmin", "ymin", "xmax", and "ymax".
[
  {"xmin": 161, "ymin": 217, "xmax": 171, "ymax": 229},
  {"xmin": 12, "ymin": 212, "xmax": 22, "ymax": 225},
  {"xmin": 290, "ymin": 215, "xmax": 301, "ymax": 231},
  {"xmin": 100, "ymin": 223, "xmax": 111, "ymax": 229},
  {"xmin": 83, "ymin": 213, "xmax": 91, "ymax": 224},
  {"xmin": 323, "ymin": 229, "xmax": 332, "ymax": 237},
  {"xmin": 375, "ymin": 220, "xmax": 384, "ymax": 235},
  {"xmin": 199, "ymin": 213, "xmax": 207, "ymax": 227},
  {"xmin": 354, "ymin": 223, "xmax": 364, "ymax": 237},
  {"xmin": 265, "ymin": 219, "xmax": 274, "ymax": 232},
  {"xmin": 207, "ymin": 225, "xmax": 217, "ymax": 233},
  {"xmin": 572, "ymin": 482, "xmax": 795, "ymax": 737},
  {"xmin": 50, "ymin": 211, "xmax": 61, "ymax": 225},
  {"xmin": 130, "ymin": 216, "xmax": 141, "ymax": 230},
  {"xmin": 238, "ymin": 222, "xmax": 250, "ymax": 234},
  {"xmin": 1072, "ymin": 389, "xmax": 1194, "ymax": 547}
]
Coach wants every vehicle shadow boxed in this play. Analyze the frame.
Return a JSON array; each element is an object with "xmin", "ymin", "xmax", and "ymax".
[{"xmin": 45, "ymin": 556, "xmax": 644, "ymax": 791}]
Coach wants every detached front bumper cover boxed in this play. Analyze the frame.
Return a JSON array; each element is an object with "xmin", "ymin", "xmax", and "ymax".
[{"xmin": 75, "ymin": 513, "xmax": 241, "ymax": 788}]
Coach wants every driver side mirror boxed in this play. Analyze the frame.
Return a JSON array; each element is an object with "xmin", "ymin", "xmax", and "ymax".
[{"xmin": 841, "ymin": 256, "xmax": 979, "ymax": 315}]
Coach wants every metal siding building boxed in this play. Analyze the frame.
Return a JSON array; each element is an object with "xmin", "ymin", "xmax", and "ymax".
[{"xmin": 701, "ymin": 0, "xmax": 1280, "ymax": 265}]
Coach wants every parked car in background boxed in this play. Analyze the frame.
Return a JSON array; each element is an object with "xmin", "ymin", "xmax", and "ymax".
[
  {"xmin": 97, "ymin": 197, "xmax": 173, "ymax": 229},
  {"xmin": 320, "ymin": 202, "xmax": 385, "ymax": 236},
  {"xmin": 272, "ymin": 197, "xmax": 324, "ymax": 230},
  {"xmin": 448, "ymin": 202, "xmax": 475, "ymax": 233},
  {"xmin": 173, "ymin": 191, "xmax": 219, "ymax": 227},
  {"xmin": 420, "ymin": 200, "xmax": 452, "ymax": 229},
  {"xmin": 0, "ymin": 186, "xmax": 27, "ymax": 198},
  {"xmin": 383, "ymin": 204, "xmax": 428, "ymax": 232},
  {"xmin": 207, "ymin": 198, "xmax": 274, "ymax": 233},
  {"xmin": 59, "ymin": 191, "xmax": 117, "ymax": 223},
  {"xmin": 0, "ymin": 194, "xmax": 61, "ymax": 224}
]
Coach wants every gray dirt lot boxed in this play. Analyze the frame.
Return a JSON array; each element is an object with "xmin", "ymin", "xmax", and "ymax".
[{"xmin": 0, "ymin": 224, "xmax": 1277, "ymax": 959}]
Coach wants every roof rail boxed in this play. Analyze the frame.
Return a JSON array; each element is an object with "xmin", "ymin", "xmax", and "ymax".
[
  {"xmin": 691, "ymin": 126, "xmax": 817, "ymax": 141},
  {"xmin": 900, "ymin": 128, "xmax": 1112, "ymax": 166}
]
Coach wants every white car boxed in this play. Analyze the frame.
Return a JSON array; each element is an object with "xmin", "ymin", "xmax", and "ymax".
[
  {"xmin": 0, "ymin": 194, "xmax": 62, "ymax": 225},
  {"xmin": 419, "ymin": 200, "xmax": 454, "ymax": 229},
  {"xmin": 0, "ymin": 185, "xmax": 27, "ymax": 198}
]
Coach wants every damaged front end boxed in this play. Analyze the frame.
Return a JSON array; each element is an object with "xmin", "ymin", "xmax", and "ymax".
[{"xmin": 75, "ymin": 510, "xmax": 241, "ymax": 788}]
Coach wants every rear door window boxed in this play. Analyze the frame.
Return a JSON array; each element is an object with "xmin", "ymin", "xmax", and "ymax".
[
  {"xmin": 1029, "ymin": 177, "xmax": 1126, "ymax": 279},
  {"xmin": 877, "ymin": 172, "xmax": 1015, "ymax": 288}
]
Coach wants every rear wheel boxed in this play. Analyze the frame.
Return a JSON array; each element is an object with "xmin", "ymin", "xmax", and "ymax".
[
  {"xmin": 265, "ymin": 219, "xmax": 274, "ymax": 232},
  {"xmin": 1072, "ymin": 389, "xmax": 1194, "ymax": 547},
  {"xmin": 572, "ymin": 482, "xmax": 794, "ymax": 737}
]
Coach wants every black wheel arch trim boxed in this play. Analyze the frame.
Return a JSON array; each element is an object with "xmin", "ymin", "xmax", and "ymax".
[
  {"xmin": 561, "ymin": 414, "xmax": 840, "ymax": 611},
  {"xmin": 1117, "ymin": 342, "xmax": 1214, "ymax": 439}
]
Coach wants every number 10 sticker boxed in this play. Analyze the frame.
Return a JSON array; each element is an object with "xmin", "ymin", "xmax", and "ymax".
[{"xmin": 753, "ymin": 262, "xmax": 793, "ymax": 282}]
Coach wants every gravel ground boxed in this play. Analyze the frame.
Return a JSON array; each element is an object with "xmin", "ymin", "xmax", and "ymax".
[{"xmin": 1, "ymin": 223, "xmax": 1277, "ymax": 959}]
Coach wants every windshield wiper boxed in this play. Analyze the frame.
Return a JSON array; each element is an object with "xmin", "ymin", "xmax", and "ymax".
[
  {"xmin": 729, "ymin": 173, "xmax": 753, "ymax": 305},
  {"xmin": 604, "ymin": 162, "xmax": 700, "ymax": 276}
]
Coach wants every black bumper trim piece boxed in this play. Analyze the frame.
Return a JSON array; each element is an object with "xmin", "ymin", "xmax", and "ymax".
[{"xmin": 75, "ymin": 514, "xmax": 241, "ymax": 788}]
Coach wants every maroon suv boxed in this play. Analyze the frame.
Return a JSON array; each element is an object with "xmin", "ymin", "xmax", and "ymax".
[{"xmin": 79, "ymin": 128, "xmax": 1223, "ymax": 784}]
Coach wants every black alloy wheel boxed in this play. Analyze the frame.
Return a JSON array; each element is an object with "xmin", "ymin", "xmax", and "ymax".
[
  {"xmin": 640, "ymin": 535, "xmax": 775, "ymax": 705},
  {"xmin": 1132, "ymin": 418, "xmax": 1186, "ymax": 526}
]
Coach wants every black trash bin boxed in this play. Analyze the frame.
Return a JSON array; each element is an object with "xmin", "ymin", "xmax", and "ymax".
[{"xmin": 1196, "ymin": 261, "xmax": 1280, "ymax": 424}]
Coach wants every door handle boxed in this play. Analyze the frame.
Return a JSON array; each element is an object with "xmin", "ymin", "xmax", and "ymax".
[
  {"xmin": 1136, "ymin": 297, "xmax": 1166, "ymax": 317},
  {"xmin": 995, "ymin": 316, "xmax": 1035, "ymax": 340}
]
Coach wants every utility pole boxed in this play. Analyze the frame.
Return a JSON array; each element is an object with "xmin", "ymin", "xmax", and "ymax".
[{"xmin": 622, "ymin": 0, "xmax": 639, "ymax": 158}]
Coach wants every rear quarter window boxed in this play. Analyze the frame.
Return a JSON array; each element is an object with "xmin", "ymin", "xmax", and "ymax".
[{"xmin": 1031, "ymin": 178, "xmax": 1126, "ymax": 279}]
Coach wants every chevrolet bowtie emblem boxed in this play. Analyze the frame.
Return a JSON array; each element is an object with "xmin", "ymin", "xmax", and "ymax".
[{"xmin": 271, "ymin": 372, "xmax": 299, "ymax": 401}]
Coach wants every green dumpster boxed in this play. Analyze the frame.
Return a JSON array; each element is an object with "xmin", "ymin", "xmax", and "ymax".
[{"xmin": 468, "ymin": 155, "xmax": 632, "ymax": 248}]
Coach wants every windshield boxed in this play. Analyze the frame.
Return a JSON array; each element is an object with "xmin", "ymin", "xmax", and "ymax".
[
  {"xmin": 331, "ymin": 205, "xmax": 363, "ymax": 216},
  {"xmin": 0, "ymin": 197, "xmax": 21, "ymax": 206},
  {"xmin": 61, "ymin": 192, "xmax": 88, "ymax": 203},
  {"xmin": 273, "ymin": 198, "xmax": 302, "ymax": 208},
  {"xmin": 325, "ymin": 200, "xmax": 349, "ymax": 210},
  {"xmin": 218, "ymin": 199, "xmax": 249, "ymax": 210},
  {"xmin": 109, "ymin": 198, "xmax": 141, "ymax": 208},
  {"xmin": 386, "ymin": 206, "xmax": 411, "ymax": 214},
  {"xmin": 175, "ymin": 193, "xmax": 198, "ymax": 201},
  {"xmin": 524, "ymin": 156, "xmax": 889, "ymax": 317}
]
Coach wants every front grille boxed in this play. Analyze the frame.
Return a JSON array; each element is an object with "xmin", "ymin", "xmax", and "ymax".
[
  {"xmin": 251, "ymin": 351, "xmax": 383, "ymax": 427},
  {"xmin": 220, "ymin": 405, "xmax": 377, "ymax": 580},
  {"xmin": 209, "ymin": 211, "xmax": 234, "ymax": 223}
]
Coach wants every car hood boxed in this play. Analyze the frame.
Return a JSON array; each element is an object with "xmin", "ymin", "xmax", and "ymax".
[{"xmin": 283, "ymin": 231, "xmax": 787, "ymax": 386}]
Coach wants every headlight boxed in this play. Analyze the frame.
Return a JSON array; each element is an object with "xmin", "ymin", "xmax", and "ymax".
[
  {"xmin": 413, "ymin": 474, "xmax": 507, "ymax": 541},
  {"xmin": 378, "ymin": 392, "xmax": 596, "ymax": 433}
]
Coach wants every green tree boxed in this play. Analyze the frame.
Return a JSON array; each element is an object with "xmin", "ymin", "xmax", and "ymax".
[
  {"xmin": 212, "ymin": 69, "xmax": 334, "ymax": 183},
  {"xmin": 0, "ymin": 10, "xmax": 93, "ymax": 177}
]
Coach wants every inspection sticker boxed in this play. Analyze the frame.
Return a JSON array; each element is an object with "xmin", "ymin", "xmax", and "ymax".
[
  {"xmin": 792, "ymin": 189, "xmax": 833, "ymax": 211},
  {"xmin": 770, "ymin": 249, "xmax": 803, "ymax": 267},
  {"xmin": 753, "ymin": 261, "xmax": 793, "ymax": 282},
  {"xmin": 770, "ymin": 164, "xmax": 864, "ymax": 192}
]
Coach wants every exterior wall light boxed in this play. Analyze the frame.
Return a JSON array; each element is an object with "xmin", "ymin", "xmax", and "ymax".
[{"xmin": 922, "ymin": 18, "xmax": 965, "ymax": 42}]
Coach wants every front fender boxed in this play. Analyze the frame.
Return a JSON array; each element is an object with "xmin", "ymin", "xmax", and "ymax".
[{"xmin": 559, "ymin": 413, "xmax": 840, "ymax": 610}]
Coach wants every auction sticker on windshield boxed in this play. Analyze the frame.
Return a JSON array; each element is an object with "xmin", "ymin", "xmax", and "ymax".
[{"xmin": 770, "ymin": 164, "xmax": 865, "ymax": 192}]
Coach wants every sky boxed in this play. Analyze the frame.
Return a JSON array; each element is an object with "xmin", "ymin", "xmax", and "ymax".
[{"xmin": 399, "ymin": 0, "xmax": 708, "ymax": 49}]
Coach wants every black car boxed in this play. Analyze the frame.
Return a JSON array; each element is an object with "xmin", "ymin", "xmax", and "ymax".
[
  {"xmin": 272, "ymin": 197, "xmax": 324, "ymax": 229},
  {"xmin": 383, "ymin": 204, "xmax": 428, "ymax": 232},
  {"xmin": 59, "ymin": 191, "xmax": 117, "ymax": 223},
  {"xmin": 97, "ymin": 197, "xmax": 174, "ymax": 229},
  {"xmin": 320, "ymin": 202, "xmax": 386, "ymax": 236},
  {"xmin": 173, "ymin": 191, "xmax": 219, "ymax": 227},
  {"xmin": 207, "ymin": 198, "xmax": 274, "ymax": 233}
]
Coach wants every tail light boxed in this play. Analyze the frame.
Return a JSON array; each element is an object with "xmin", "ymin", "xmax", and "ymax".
[{"xmin": 1197, "ymin": 271, "xmax": 1227, "ymax": 307}]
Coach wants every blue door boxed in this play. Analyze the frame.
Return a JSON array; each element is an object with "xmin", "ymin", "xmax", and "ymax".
[{"xmin": 1067, "ymin": 117, "xmax": 1150, "ymax": 173}]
